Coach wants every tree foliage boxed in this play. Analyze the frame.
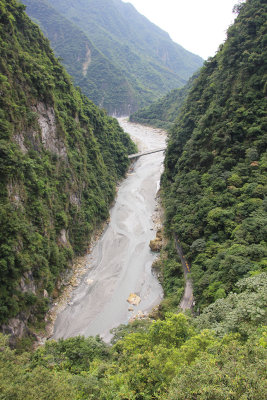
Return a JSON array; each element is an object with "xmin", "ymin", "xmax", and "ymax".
[
  {"xmin": 0, "ymin": 301, "xmax": 266, "ymax": 399},
  {"xmin": 130, "ymin": 72, "xmax": 199, "ymax": 130},
  {"xmin": 162, "ymin": 0, "xmax": 267, "ymax": 308}
]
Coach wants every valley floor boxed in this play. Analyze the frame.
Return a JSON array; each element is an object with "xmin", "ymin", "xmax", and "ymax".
[{"xmin": 51, "ymin": 119, "xmax": 166, "ymax": 341}]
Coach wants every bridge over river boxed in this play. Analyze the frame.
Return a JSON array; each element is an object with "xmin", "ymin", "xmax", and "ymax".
[{"xmin": 128, "ymin": 147, "xmax": 166, "ymax": 159}]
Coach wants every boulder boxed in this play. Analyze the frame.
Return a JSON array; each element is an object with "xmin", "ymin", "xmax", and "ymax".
[
  {"xmin": 149, "ymin": 238, "xmax": 162, "ymax": 252},
  {"xmin": 127, "ymin": 293, "xmax": 141, "ymax": 305}
]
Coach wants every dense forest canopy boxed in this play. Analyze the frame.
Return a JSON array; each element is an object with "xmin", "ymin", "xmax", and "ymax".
[
  {"xmin": 129, "ymin": 73, "xmax": 199, "ymax": 130},
  {"xmin": 22, "ymin": 0, "xmax": 203, "ymax": 115},
  {"xmin": 0, "ymin": 0, "xmax": 136, "ymax": 330},
  {"xmin": 162, "ymin": 0, "xmax": 267, "ymax": 309}
]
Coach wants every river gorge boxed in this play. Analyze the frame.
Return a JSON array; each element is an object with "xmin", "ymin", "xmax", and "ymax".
[{"xmin": 52, "ymin": 119, "xmax": 166, "ymax": 341}]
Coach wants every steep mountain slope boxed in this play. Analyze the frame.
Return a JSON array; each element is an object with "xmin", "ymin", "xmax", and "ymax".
[
  {"xmin": 0, "ymin": 0, "xmax": 136, "ymax": 333},
  {"xmin": 24, "ymin": 0, "xmax": 203, "ymax": 114},
  {"xmin": 162, "ymin": 0, "xmax": 267, "ymax": 309},
  {"xmin": 130, "ymin": 73, "xmax": 199, "ymax": 130},
  {"xmin": 23, "ymin": 0, "xmax": 138, "ymax": 115}
]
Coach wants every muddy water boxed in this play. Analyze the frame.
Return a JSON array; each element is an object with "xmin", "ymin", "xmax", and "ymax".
[{"xmin": 52, "ymin": 118, "xmax": 166, "ymax": 341}]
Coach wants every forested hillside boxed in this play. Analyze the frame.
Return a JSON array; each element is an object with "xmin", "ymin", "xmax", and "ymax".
[
  {"xmin": 22, "ymin": 0, "xmax": 137, "ymax": 115},
  {"xmin": 162, "ymin": 0, "xmax": 267, "ymax": 309},
  {"xmin": 130, "ymin": 73, "xmax": 199, "ymax": 130},
  {"xmin": 23, "ymin": 0, "xmax": 203, "ymax": 115},
  {"xmin": 0, "ymin": 0, "xmax": 136, "ymax": 334}
]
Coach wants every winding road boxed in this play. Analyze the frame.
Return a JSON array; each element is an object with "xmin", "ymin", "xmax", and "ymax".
[{"xmin": 174, "ymin": 235, "xmax": 194, "ymax": 310}]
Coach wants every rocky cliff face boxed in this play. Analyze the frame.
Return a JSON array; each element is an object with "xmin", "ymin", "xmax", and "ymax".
[{"xmin": 0, "ymin": 0, "xmax": 136, "ymax": 341}]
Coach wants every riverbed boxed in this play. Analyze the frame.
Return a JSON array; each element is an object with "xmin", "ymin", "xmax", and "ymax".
[{"xmin": 52, "ymin": 118, "xmax": 166, "ymax": 341}]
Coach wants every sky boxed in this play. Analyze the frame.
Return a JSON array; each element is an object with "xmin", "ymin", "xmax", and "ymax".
[{"xmin": 122, "ymin": 0, "xmax": 244, "ymax": 60}]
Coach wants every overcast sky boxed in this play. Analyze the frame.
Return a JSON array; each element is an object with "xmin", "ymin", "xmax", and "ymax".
[{"xmin": 122, "ymin": 0, "xmax": 244, "ymax": 59}]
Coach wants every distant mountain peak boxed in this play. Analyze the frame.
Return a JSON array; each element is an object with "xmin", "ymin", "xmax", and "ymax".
[{"xmin": 23, "ymin": 0, "xmax": 203, "ymax": 115}]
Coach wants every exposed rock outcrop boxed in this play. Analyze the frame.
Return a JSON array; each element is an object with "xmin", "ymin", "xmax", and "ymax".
[
  {"xmin": 149, "ymin": 229, "xmax": 163, "ymax": 252},
  {"xmin": 127, "ymin": 293, "xmax": 141, "ymax": 306},
  {"xmin": 35, "ymin": 102, "xmax": 67, "ymax": 158},
  {"xmin": 82, "ymin": 44, "xmax": 91, "ymax": 76}
]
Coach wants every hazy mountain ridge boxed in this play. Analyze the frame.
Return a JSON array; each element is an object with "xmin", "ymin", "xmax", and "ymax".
[
  {"xmin": 23, "ymin": 0, "xmax": 137, "ymax": 115},
  {"xmin": 23, "ymin": 0, "xmax": 203, "ymax": 115}
]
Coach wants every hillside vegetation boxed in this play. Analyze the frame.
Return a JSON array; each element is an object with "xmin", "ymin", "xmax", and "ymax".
[
  {"xmin": 23, "ymin": 0, "xmax": 135, "ymax": 115},
  {"xmin": 162, "ymin": 0, "xmax": 267, "ymax": 309},
  {"xmin": 23, "ymin": 0, "xmax": 203, "ymax": 115},
  {"xmin": 130, "ymin": 73, "xmax": 199, "ymax": 130},
  {"xmin": 0, "ymin": 0, "xmax": 136, "ymax": 331},
  {"xmin": 0, "ymin": 274, "xmax": 266, "ymax": 399}
]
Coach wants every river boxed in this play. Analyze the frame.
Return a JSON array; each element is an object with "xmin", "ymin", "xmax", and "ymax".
[{"xmin": 52, "ymin": 118, "xmax": 166, "ymax": 341}]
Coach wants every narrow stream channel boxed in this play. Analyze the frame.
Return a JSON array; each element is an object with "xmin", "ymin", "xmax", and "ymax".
[{"xmin": 52, "ymin": 118, "xmax": 166, "ymax": 341}]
